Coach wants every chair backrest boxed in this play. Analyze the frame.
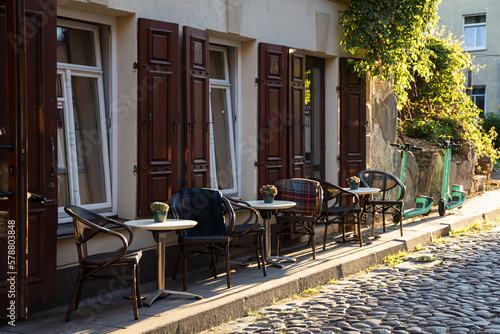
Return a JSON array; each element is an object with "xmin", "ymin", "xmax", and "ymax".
[
  {"xmin": 274, "ymin": 178, "xmax": 323, "ymax": 216},
  {"xmin": 169, "ymin": 188, "xmax": 234, "ymax": 236},
  {"xmin": 64, "ymin": 205, "xmax": 130, "ymax": 264},
  {"xmin": 309, "ymin": 177, "xmax": 359, "ymax": 211},
  {"xmin": 358, "ymin": 170, "xmax": 406, "ymax": 201},
  {"xmin": 64, "ymin": 205, "xmax": 112, "ymax": 245}
]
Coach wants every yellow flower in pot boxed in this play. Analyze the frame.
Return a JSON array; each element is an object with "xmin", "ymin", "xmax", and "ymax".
[
  {"xmin": 346, "ymin": 176, "xmax": 360, "ymax": 190},
  {"xmin": 150, "ymin": 201, "xmax": 169, "ymax": 222},
  {"xmin": 260, "ymin": 184, "xmax": 278, "ymax": 203}
]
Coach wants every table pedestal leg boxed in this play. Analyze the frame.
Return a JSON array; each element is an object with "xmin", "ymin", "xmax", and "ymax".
[
  {"xmin": 144, "ymin": 232, "xmax": 202, "ymax": 307},
  {"xmin": 262, "ymin": 214, "xmax": 295, "ymax": 268}
]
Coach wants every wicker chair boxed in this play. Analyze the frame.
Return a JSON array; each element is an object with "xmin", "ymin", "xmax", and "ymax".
[
  {"xmin": 273, "ymin": 178, "xmax": 323, "ymax": 259},
  {"xmin": 358, "ymin": 170, "xmax": 406, "ymax": 236},
  {"xmin": 64, "ymin": 205, "xmax": 142, "ymax": 321},
  {"xmin": 309, "ymin": 177, "xmax": 363, "ymax": 248},
  {"xmin": 169, "ymin": 188, "xmax": 234, "ymax": 290}
]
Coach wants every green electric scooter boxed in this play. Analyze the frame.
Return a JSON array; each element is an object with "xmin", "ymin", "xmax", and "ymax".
[
  {"xmin": 391, "ymin": 143, "xmax": 433, "ymax": 219},
  {"xmin": 437, "ymin": 140, "xmax": 466, "ymax": 216}
]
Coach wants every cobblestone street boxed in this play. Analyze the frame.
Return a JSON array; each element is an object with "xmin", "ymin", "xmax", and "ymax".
[{"xmin": 202, "ymin": 221, "xmax": 500, "ymax": 334}]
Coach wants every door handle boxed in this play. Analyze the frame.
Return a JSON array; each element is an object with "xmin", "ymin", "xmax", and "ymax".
[
  {"xmin": 28, "ymin": 192, "xmax": 58, "ymax": 206},
  {"xmin": 39, "ymin": 199, "xmax": 58, "ymax": 206}
]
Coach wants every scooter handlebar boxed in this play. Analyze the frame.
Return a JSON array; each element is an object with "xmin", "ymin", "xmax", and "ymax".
[
  {"xmin": 435, "ymin": 140, "xmax": 461, "ymax": 148},
  {"xmin": 390, "ymin": 143, "xmax": 423, "ymax": 151}
]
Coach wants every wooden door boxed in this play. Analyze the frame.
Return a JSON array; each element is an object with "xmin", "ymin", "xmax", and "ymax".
[
  {"xmin": 339, "ymin": 57, "xmax": 366, "ymax": 186},
  {"xmin": 288, "ymin": 49, "xmax": 306, "ymax": 178},
  {"xmin": 0, "ymin": 0, "xmax": 57, "ymax": 319},
  {"xmin": 257, "ymin": 43, "xmax": 288, "ymax": 187},
  {"xmin": 0, "ymin": 0, "xmax": 27, "ymax": 319},
  {"xmin": 137, "ymin": 18, "xmax": 179, "ymax": 217},
  {"xmin": 25, "ymin": 0, "xmax": 58, "ymax": 308},
  {"xmin": 183, "ymin": 26, "xmax": 210, "ymax": 188}
]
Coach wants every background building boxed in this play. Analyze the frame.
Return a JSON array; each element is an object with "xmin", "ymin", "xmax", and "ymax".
[{"xmin": 438, "ymin": 1, "xmax": 500, "ymax": 115}]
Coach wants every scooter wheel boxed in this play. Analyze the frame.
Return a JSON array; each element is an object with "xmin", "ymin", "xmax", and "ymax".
[
  {"xmin": 438, "ymin": 199, "xmax": 446, "ymax": 216},
  {"xmin": 394, "ymin": 213, "xmax": 401, "ymax": 224},
  {"xmin": 423, "ymin": 210, "xmax": 431, "ymax": 217}
]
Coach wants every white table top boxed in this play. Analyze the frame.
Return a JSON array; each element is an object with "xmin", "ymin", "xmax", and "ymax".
[
  {"xmin": 125, "ymin": 219, "xmax": 197, "ymax": 231},
  {"xmin": 246, "ymin": 200, "xmax": 297, "ymax": 210},
  {"xmin": 342, "ymin": 187, "xmax": 380, "ymax": 195}
]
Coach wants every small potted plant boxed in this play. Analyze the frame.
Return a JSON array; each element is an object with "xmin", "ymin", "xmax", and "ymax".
[
  {"xmin": 260, "ymin": 184, "xmax": 278, "ymax": 203},
  {"xmin": 346, "ymin": 176, "xmax": 360, "ymax": 190},
  {"xmin": 150, "ymin": 201, "xmax": 169, "ymax": 222}
]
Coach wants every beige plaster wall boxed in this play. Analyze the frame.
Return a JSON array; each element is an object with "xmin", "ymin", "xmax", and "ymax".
[
  {"xmin": 55, "ymin": 0, "xmax": 349, "ymax": 268},
  {"xmin": 438, "ymin": 0, "xmax": 500, "ymax": 115}
]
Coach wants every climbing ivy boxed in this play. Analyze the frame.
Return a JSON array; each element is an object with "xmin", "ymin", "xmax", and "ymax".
[{"xmin": 340, "ymin": 0, "xmax": 498, "ymax": 162}]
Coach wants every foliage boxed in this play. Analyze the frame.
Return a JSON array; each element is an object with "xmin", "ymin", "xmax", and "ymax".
[
  {"xmin": 340, "ymin": 0, "xmax": 499, "ymax": 163},
  {"xmin": 383, "ymin": 250, "xmax": 408, "ymax": 266},
  {"xmin": 340, "ymin": 0, "xmax": 439, "ymax": 109},
  {"xmin": 482, "ymin": 112, "xmax": 500, "ymax": 150}
]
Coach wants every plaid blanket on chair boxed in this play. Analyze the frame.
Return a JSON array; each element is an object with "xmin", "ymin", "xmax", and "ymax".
[
  {"xmin": 275, "ymin": 179, "xmax": 320, "ymax": 216},
  {"xmin": 180, "ymin": 188, "xmax": 225, "ymax": 236}
]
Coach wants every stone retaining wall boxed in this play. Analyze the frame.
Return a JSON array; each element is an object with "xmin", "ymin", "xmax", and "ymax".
[{"xmin": 367, "ymin": 78, "xmax": 480, "ymax": 211}]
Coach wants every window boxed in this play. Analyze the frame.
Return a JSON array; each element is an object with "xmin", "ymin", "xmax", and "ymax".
[
  {"xmin": 208, "ymin": 44, "xmax": 238, "ymax": 196},
  {"xmin": 57, "ymin": 19, "xmax": 112, "ymax": 218},
  {"xmin": 471, "ymin": 85, "xmax": 486, "ymax": 115},
  {"xmin": 464, "ymin": 14, "xmax": 486, "ymax": 51}
]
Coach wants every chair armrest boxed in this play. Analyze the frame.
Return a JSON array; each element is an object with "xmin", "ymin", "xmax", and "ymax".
[
  {"xmin": 227, "ymin": 198, "xmax": 260, "ymax": 233},
  {"xmin": 76, "ymin": 218, "xmax": 129, "ymax": 260},
  {"xmin": 108, "ymin": 219, "xmax": 134, "ymax": 246}
]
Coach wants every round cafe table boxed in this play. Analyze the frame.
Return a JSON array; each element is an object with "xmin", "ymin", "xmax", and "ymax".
[
  {"xmin": 342, "ymin": 187, "xmax": 381, "ymax": 240},
  {"xmin": 125, "ymin": 219, "xmax": 202, "ymax": 306},
  {"xmin": 246, "ymin": 200, "xmax": 296, "ymax": 268}
]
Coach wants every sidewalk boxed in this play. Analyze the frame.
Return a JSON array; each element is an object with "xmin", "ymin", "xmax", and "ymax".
[{"xmin": 3, "ymin": 190, "xmax": 500, "ymax": 334}]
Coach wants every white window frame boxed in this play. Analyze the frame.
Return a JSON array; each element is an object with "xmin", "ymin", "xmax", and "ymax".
[
  {"xmin": 463, "ymin": 14, "xmax": 486, "ymax": 51},
  {"xmin": 56, "ymin": 11, "xmax": 118, "ymax": 222},
  {"xmin": 208, "ymin": 40, "xmax": 241, "ymax": 198}
]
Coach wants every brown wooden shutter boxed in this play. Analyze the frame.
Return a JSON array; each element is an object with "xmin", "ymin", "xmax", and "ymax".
[
  {"xmin": 339, "ymin": 57, "xmax": 366, "ymax": 187},
  {"xmin": 288, "ymin": 49, "xmax": 306, "ymax": 178},
  {"xmin": 137, "ymin": 18, "xmax": 179, "ymax": 217},
  {"xmin": 183, "ymin": 26, "xmax": 210, "ymax": 188},
  {"xmin": 257, "ymin": 43, "xmax": 288, "ymax": 188}
]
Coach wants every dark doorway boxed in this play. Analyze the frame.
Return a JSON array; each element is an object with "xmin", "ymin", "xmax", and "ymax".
[{"xmin": 304, "ymin": 56, "xmax": 325, "ymax": 179}]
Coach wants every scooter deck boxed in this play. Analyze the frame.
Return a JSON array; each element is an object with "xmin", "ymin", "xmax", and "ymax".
[
  {"xmin": 402, "ymin": 196, "xmax": 433, "ymax": 219},
  {"xmin": 446, "ymin": 196, "xmax": 466, "ymax": 210}
]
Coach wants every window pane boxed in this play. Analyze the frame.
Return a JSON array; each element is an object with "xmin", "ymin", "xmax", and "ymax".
[
  {"xmin": 57, "ymin": 101, "xmax": 70, "ymax": 207},
  {"xmin": 71, "ymin": 76, "xmax": 106, "ymax": 204},
  {"xmin": 465, "ymin": 15, "xmax": 485, "ymax": 24},
  {"xmin": 211, "ymin": 88, "xmax": 234, "ymax": 190},
  {"xmin": 209, "ymin": 50, "xmax": 226, "ymax": 80},
  {"xmin": 57, "ymin": 26, "xmax": 96, "ymax": 66},
  {"xmin": 476, "ymin": 26, "xmax": 486, "ymax": 47},
  {"xmin": 475, "ymin": 96, "xmax": 485, "ymax": 111},
  {"xmin": 464, "ymin": 27, "xmax": 475, "ymax": 48}
]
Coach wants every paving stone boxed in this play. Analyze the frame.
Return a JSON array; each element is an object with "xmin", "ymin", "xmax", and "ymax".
[{"xmin": 200, "ymin": 223, "xmax": 500, "ymax": 334}]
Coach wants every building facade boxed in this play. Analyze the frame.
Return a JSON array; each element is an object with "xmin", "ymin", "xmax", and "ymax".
[
  {"xmin": 2, "ymin": 0, "xmax": 381, "ymax": 316},
  {"xmin": 438, "ymin": 1, "xmax": 500, "ymax": 115}
]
